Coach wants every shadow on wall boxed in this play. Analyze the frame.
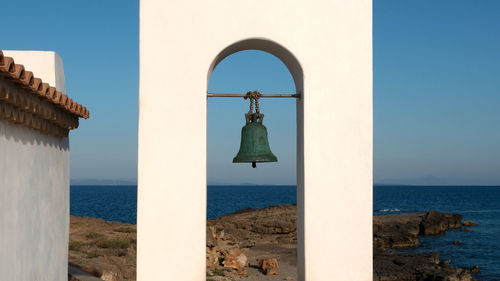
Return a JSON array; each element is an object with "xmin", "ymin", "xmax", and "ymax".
[{"xmin": 0, "ymin": 119, "xmax": 69, "ymax": 151}]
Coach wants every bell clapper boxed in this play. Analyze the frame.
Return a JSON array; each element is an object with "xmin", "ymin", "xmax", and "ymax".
[{"xmin": 252, "ymin": 162, "xmax": 256, "ymax": 168}]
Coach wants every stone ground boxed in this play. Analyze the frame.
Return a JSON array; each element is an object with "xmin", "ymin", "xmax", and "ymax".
[{"xmin": 68, "ymin": 264, "xmax": 104, "ymax": 281}]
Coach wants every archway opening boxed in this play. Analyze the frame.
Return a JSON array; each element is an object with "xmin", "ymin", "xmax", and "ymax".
[{"xmin": 206, "ymin": 39, "xmax": 304, "ymax": 280}]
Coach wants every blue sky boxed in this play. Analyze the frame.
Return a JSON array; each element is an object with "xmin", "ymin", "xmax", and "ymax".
[
  {"xmin": 208, "ymin": 51, "xmax": 296, "ymax": 185},
  {"xmin": 2, "ymin": 0, "xmax": 500, "ymax": 185},
  {"xmin": 374, "ymin": 1, "xmax": 500, "ymax": 185}
]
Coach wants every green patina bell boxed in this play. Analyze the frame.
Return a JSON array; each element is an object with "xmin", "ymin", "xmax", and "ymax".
[{"xmin": 233, "ymin": 113, "xmax": 278, "ymax": 168}]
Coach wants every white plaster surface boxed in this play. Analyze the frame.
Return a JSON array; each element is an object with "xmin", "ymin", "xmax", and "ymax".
[
  {"xmin": 139, "ymin": 0, "xmax": 372, "ymax": 280},
  {"xmin": 0, "ymin": 51, "xmax": 69, "ymax": 281}
]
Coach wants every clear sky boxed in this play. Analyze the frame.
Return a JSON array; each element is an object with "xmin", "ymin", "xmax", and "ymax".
[
  {"xmin": 374, "ymin": 1, "xmax": 500, "ymax": 185},
  {"xmin": 2, "ymin": 0, "xmax": 500, "ymax": 185}
]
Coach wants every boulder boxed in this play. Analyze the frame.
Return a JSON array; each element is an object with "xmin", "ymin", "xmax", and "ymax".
[
  {"xmin": 259, "ymin": 258, "xmax": 279, "ymax": 275},
  {"xmin": 420, "ymin": 211, "xmax": 462, "ymax": 235},
  {"xmin": 101, "ymin": 271, "xmax": 118, "ymax": 281},
  {"xmin": 463, "ymin": 220, "xmax": 477, "ymax": 227},
  {"xmin": 207, "ymin": 246, "xmax": 222, "ymax": 267},
  {"xmin": 222, "ymin": 248, "xmax": 248, "ymax": 275},
  {"xmin": 208, "ymin": 226, "xmax": 225, "ymax": 247}
]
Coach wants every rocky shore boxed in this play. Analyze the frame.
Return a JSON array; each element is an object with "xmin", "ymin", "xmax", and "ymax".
[
  {"xmin": 68, "ymin": 206, "xmax": 479, "ymax": 281},
  {"xmin": 373, "ymin": 211, "xmax": 477, "ymax": 281}
]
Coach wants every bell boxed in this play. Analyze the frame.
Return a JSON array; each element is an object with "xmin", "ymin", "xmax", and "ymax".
[{"xmin": 233, "ymin": 113, "xmax": 278, "ymax": 168}]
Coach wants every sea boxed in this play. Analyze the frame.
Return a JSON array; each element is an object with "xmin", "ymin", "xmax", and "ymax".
[{"xmin": 70, "ymin": 185, "xmax": 500, "ymax": 280}]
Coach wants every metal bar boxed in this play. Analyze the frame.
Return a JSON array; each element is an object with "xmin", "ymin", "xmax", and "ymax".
[{"xmin": 207, "ymin": 93, "xmax": 301, "ymax": 98}]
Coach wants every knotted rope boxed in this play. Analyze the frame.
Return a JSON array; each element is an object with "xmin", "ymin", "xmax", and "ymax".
[{"xmin": 244, "ymin": 91, "xmax": 262, "ymax": 119}]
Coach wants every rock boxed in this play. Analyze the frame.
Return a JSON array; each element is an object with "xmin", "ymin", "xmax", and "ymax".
[
  {"xmin": 462, "ymin": 228, "xmax": 473, "ymax": 232},
  {"xmin": 100, "ymin": 271, "xmax": 118, "ymax": 281},
  {"xmin": 453, "ymin": 240, "xmax": 461, "ymax": 245},
  {"xmin": 440, "ymin": 259, "xmax": 452, "ymax": 266},
  {"xmin": 208, "ymin": 226, "xmax": 225, "ymax": 247},
  {"xmin": 207, "ymin": 205, "xmax": 297, "ymax": 243},
  {"xmin": 237, "ymin": 239, "xmax": 255, "ymax": 248},
  {"xmin": 374, "ymin": 250, "xmax": 475, "ymax": 281},
  {"xmin": 463, "ymin": 220, "xmax": 477, "ymax": 227},
  {"xmin": 420, "ymin": 211, "xmax": 463, "ymax": 235},
  {"xmin": 207, "ymin": 246, "xmax": 221, "ymax": 267},
  {"xmin": 373, "ymin": 213, "xmax": 421, "ymax": 248},
  {"xmin": 372, "ymin": 210, "xmax": 477, "ymax": 281},
  {"xmin": 393, "ymin": 258, "xmax": 405, "ymax": 266},
  {"xmin": 258, "ymin": 258, "xmax": 279, "ymax": 275},
  {"xmin": 284, "ymin": 277, "xmax": 294, "ymax": 280},
  {"xmin": 373, "ymin": 211, "xmax": 463, "ymax": 249},
  {"xmin": 222, "ymin": 248, "xmax": 248, "ymax": 275},
  {"xmin": 471, "ymin": 265, "xmax": 480, "ymax": 274}
]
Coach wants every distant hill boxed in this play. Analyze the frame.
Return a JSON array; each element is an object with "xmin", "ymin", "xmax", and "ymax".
[
  {"xmin": 70, "ymin": 179, "xmax": 137, "ymax": 186},
  {"xmin": 375, "ymin": 175, "xmax": 499, "ymax": 186}
]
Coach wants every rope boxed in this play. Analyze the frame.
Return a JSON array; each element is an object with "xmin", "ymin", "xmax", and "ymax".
[{"xmin": 244, "ymin": 91, "xmax": 262, "ymax": 119}]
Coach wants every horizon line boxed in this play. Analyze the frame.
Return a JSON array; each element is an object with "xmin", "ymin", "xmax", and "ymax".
[{"xmin": 70, "ymin": 183, "xmax": 500, "ymax": 187}]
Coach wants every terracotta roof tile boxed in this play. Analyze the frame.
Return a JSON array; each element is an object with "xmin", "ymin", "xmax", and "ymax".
[
  {"xmin": 0, "ymin": 50, "xmax": 88, "ymax": 137},
  {"xmin": 0, "ymin": 50, "xmax": 89, "ymax": 119}
]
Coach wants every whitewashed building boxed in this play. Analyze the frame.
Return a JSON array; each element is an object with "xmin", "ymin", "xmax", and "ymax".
[{"xmin": 0, "ymin": 50, "xmax": 88, "ymax": 281}]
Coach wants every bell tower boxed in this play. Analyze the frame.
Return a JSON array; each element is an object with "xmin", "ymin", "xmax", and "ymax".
[{"xmin": 138, "ymin": 1, "xmax": 373, "ymax": 280}]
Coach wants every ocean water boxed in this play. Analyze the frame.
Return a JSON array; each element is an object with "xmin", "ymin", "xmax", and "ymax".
[
  {"xmin": 207, "ymin": 185, "xmax": 296, "ymax": 219},
  {"xmin": 70, "ymin": 185, "xmax": 137, "ymax": 224},
  {"xmin": 70, "ymin": 185, "xmax": 296, "ymax": 223},
  {"xmin": 70, "ymin": 185, "xmax": 500, "ymax": 280}
]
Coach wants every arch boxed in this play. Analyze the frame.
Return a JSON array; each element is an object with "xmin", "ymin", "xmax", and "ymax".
[
  {"xmin": 207, "ymin": 38, "xmax": 304, "ymax": 94},
  {"xmin": 206, "ymin": 37, "xmax": 306, "ymax": 280}
]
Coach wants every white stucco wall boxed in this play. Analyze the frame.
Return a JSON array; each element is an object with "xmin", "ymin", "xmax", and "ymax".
[
  {"xmin": 0, "ymin": 51, "xmax": 69, "ymax": 281},
  {"xmin": 139, "ymin": 1, "xmax": 372, "ymax": 280},
  {"xmin": 3, "ymin": 51, "xmax": 66, "ymax": 94}
]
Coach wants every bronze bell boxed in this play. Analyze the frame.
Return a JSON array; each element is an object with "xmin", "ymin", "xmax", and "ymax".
[{"xmin": 233, "ymin": 113, "xmax": 278, "ymax": 168}]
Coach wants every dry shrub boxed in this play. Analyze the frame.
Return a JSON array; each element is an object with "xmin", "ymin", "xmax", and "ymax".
[
  {"xmin": 114, "ymin": 227, "xmax": 136, "ymax": 233},
  {"xmin": 85, "ymin": 232, "xmax": 103, "ymax": 239},
  {"xmin": 96, "ymin": 238, "xmax": 131, "ymax": 249},
  {"xmin": 69, "ymin": 240, "xmax": 83, "ymax": 251}
]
